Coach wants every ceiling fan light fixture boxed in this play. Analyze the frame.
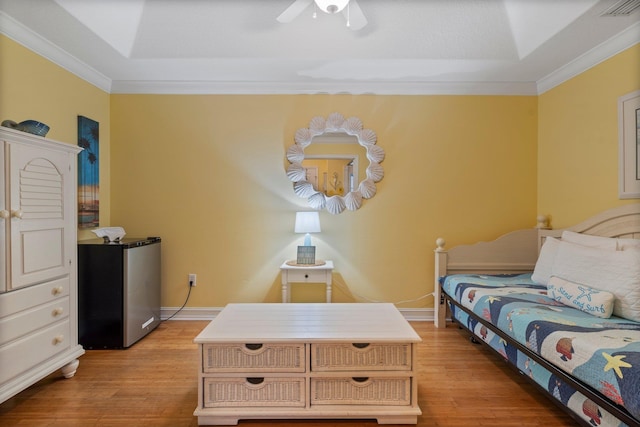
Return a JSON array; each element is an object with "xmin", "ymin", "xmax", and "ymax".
[{"xmin": 314, "ymin": 0, "xmax": 349, "ymax": 14}]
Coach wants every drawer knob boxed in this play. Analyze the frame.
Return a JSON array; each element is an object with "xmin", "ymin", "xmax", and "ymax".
[
  {"xmin": 52, "ymin": 286, "xmax": 64, "ymax": 295},
  {"xmin": 245, "ymin": 343, "xmax": 263, "ymax": 351},
  {"xmin": 11, "ymin": 209, "xmax": 23, "ymax": 219},
  {"xmin": 52, "ymin": 307, "xmax": 64, "ymax": 316},
  {"xmin": 246, "ymin": 377, "xmax": 264, "ymax": 385},
  {"xmin": 305, "ymin": 274, "xmax": 309, "ymax": 278},
  {"xmin": 53, "ymin": 335, "xmax": 64, "ymax": 345},
  {"xmin": 0, "ymin": 210, "xmax": 8, "ymax": 219}
]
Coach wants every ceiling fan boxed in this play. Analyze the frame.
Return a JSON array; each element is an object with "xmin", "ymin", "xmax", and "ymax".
[{"xmin": 277, "ymin": 0, "xmax": 368, "ymax": 30}]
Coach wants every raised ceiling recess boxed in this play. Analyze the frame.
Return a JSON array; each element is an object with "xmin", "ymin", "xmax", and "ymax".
[{"xmin": 286, "ymin": 113, "xmax": 384, "ymax": 214}]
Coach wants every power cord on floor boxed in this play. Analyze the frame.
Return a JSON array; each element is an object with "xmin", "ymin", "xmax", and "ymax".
[
  {"xmin": 163, "ymin": 282, "xmax": 193, "ymax": 321},
  {"xmin": 331, "ymin": 277, "xmax": 435, "ymax": 305}
]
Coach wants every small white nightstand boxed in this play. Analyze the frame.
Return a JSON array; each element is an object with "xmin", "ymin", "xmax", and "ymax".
[{"xmin": 279, "ymin": 260, "xmax": 334, "ymax": 303}]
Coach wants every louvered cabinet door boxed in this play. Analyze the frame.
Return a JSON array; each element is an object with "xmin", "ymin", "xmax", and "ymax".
[{"xmin": 8, "ymin": 142, "xmax": 72, "ymax": 291}]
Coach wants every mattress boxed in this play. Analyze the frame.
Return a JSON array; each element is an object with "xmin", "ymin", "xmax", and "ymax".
[{"xmin": 441, "ymin": 273, "xmax": 640, "ymax": 426}]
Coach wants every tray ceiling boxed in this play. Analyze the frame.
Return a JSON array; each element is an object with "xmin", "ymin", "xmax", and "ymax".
[{"xmin": 0, "ymin": 0, "xmax": 638, "ymax": 94}]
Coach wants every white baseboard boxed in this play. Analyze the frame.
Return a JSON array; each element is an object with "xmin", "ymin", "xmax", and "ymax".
[{"xmin": 162, "ymin": 306, "xmax": 433, "ymax": 322}]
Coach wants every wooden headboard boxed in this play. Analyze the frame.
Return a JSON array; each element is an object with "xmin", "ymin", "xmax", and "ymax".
[{"xmin": 434, "ymin": 203, "xmax": 640, "ymax": 327}]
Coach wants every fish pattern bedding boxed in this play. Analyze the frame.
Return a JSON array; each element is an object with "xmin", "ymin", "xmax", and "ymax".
[{"xmin": 441, "ymin": 273, "xmax": 640, "ymax": 427}]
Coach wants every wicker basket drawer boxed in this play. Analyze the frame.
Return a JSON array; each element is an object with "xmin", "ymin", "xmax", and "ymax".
[
  {"xmin": 311, "ymin": 343, "xmax": 412, "ymax": 371},
  {"xmin": 203, "ymin": 377, "xmax": 306, "ymax": 408},
  {"xmin": 311, "ymin": 377, "xmax": 411, "ymax": 406},
  {"xmin": 202, "ymin": 343, "xmax": 305, "ymax": 373}
]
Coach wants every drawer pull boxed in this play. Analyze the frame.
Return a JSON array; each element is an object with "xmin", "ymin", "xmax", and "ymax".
[
  {"xmin": 352, "ymin": 377, "xmax": 369, "ymax": 383},
  {"xmin": 305, "ymin": 274, "xmax": 309, "ymax": 278},
  {"xmin": 352, "ymin": 343, "xmax": 370, "ymax": 349},
  {"xmin": 51, "ymin": 286, "xmax": 64, "ymax": 296},
  {"xmin": 53, "ymin": 335, "xmax": 64, "ymax": 345},
  {"xmin": 245, "ymin": 343, "xmax": 263, "ymax": 351},
  {"xmin": 52, "ymin": 307, "xmax": 64, "ymax": 316},
  {"xmin": 246, "ymin": 377, "xmax": 264, "ymax": 385}
]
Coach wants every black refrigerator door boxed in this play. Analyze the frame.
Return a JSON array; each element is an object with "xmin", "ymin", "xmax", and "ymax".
[{"xmin": 78, "ymin": 244, "xmax": 125, "ymax": 349}]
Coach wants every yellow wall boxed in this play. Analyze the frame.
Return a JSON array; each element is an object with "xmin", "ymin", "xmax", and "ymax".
[
  {"xmin": 110, "ymin": 94, "xmax": 537, "ymax": 308},
  {"xmin": 0, "ymin": 36, "xmax": 111, "ymax": 240},
  {"xmin": 3, "ymin": 35, "xmax": 637, "ymax": 313},
  {"xmin": 2, "ymin": 34, "xmax": 543, "ymax": 311},
  {"xmin": 538, "ymin": 44, "xmax": 640, "ymax": 228}
]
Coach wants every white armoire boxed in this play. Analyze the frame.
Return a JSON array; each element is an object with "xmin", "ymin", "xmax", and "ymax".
[{"xmin": 0, "ymin": 126, "xmax": 84, "ymax": 403}]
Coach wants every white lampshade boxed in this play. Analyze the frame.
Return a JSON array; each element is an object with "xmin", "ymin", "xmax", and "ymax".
[
  {"xmin": 295, "ymin": 212, "xmax": 321, "ymax": 246},
  {"xmin": 314, "ymin": 0, "xmax": 349, "ymax": 14},
  {"xmin": 295, "ymin": 211, "xmax": 321, "ymax": 233}
]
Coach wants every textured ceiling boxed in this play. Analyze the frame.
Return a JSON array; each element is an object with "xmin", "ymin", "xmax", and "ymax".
[{"xmin": 0, "ymin": 0, "xmax": 638, "ymax": 94}]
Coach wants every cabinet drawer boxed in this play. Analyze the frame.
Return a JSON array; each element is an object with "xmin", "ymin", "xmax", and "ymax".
[
  {"xmin": 0, "ymin": 276, "xmax": 70, "ymax": 319},
  {"xmin": 311, "ymin": 343, "xmax": 412, "ymax": 371},
  {"xmin": 311, "ymin": 377, "xmax": 411, "ymax": 406},
  {"xmin": 203, "ymin": 377, "xmax": 306, "ymax": 408},
  {"xmin": 202, "ymin": 343, "xmax": 305, "ymax": 373},
  {"xmin": 285, "ymin": 269, "xmax": 326, "ymax": 283},
  {"xmin": 0, "ymin": 320, "xmax": 70, "ymax": 384},
  {"xmin": 0, "ymin": 296, "xmax": 69, "ymax": 346}
]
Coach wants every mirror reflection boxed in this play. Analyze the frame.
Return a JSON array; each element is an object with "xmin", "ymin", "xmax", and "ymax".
[
  {"xmin": 285, "ymin": 113, "xmax": 384, "ymax": 214},
  {"xmin": 302, "ymin": 134, "xmax": 367, "ymax": 197}
]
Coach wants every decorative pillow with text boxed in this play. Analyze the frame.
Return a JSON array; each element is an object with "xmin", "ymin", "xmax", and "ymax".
[
  {"xmin": 551, "ymin": 241, "xmax": 640, "ymax": 322},
  {"xmin": 547, "ymin": 276, "xmax": 614, "ymax": 318}
]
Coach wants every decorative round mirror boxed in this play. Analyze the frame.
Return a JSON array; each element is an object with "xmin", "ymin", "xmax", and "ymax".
[{"xmin": 286, "ymin": 113, "xmax": 385, "ymax": 214}]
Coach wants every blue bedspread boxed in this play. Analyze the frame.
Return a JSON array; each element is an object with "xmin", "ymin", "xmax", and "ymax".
[{"xmin": 442, "ymin": 273, "xmax": 640, "ymax": 427}]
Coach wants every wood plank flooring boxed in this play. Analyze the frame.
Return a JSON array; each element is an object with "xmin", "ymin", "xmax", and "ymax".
[{"xmin": 0, "ymin": 320, "xmax": 578, "ymax": 426}]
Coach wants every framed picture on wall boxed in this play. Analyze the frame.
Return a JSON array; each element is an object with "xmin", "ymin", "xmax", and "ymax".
[
  {"xmin": 618, "ymin": 90, "xmax": 640, "ymax": 199},
  {"xmin": 78, "ymin": 116, "xmax": 100, "ymax": 228}
]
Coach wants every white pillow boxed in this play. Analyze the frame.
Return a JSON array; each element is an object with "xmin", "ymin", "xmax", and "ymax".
[
  {"xmin": 551, "ymin": 241, "xmax": 640, "ymax": 322},
  {"xmin": 561, "ymin": 230, "xmax": 618, "ymax": 250},
  {"xmin": 532, "ymin": 237, "xmax": 559, "ymax": 285},
  {"xmin": 532, "ymin": 232, "xmax": 619, "ymax": 286},
  {"xmin": 547, "ymin": 276, "xmax": 614, "ymax": 318}
]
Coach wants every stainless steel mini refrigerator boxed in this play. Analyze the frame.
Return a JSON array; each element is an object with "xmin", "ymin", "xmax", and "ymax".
[{"xmin": 78, "ymin": 237, "xmax": 161, "ymax": 349}]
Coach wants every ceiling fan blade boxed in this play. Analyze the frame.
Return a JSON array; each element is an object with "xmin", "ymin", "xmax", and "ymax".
[
  {"xmin": 277, "ymin": 0, "xmax": 314, "ymax": 23},
  {"xmin": 344, "ymin": 0, "xmax": 367, "ymax": 30}
]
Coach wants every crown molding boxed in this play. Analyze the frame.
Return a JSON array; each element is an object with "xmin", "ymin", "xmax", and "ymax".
[
  {"xmin": 0, "ymin": 11, "xmax": 112, "ymax": 93},
  {"xmin": 536, "ymin": 21, "xmax": 640, "ymax": 94},
  {"xmin": 109, "ymin": 80, "xmax": 538, "ymax": 96},
  {"xmin": 2, "ymin": 9, "xmax": 637, "ymax": 96}
]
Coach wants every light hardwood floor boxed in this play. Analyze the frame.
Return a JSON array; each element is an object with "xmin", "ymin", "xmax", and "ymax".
[{"xmin": 0, "ymin": 320, "xmax": 577, "ymax": 426}]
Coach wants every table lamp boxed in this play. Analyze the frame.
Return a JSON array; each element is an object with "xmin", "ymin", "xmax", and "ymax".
[
  {"xmin": 293, "ymin": 211, "xmax": 322, "ymax": 265},
  {"xmin": 295, "ymin": 211, "xmax": 321, "ymax": 246}
]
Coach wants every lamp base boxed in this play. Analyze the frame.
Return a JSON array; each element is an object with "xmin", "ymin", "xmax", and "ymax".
[{"xmin": 296, "ymin": 245, "xmax": 317, "ymax": 265}]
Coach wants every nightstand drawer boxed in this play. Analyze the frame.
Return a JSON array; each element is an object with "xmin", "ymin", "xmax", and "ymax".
[
  {"xmin": 311, "ymin": 343, "xmax": 412, "ymax": 371},
  {"xmin": 285, "ymin": 269, "xmax": 327, "ymax": 283},
  {"xmin": 203, "ymin": 377, "xmax": 306, "ymax": 408},
  {"xmin": 311, "ymin": 377, "xmax": 412, "ymax": 406},
  {"xmin": 202, "ymin": 343, "xmax": 305, "ymax": 372}
]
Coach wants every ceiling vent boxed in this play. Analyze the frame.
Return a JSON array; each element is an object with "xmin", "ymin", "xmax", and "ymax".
[{"xmin": 601, "ymin": 0, "xmax": 640, "ymax": 16}]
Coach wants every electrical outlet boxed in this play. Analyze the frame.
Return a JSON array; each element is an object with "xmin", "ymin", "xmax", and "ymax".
[{"xmin": 188, "ymin": 273, "xmax": 197, "ymax": 287}]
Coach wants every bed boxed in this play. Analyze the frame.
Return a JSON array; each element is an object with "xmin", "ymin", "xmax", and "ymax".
[{"xmin": 434, "ymin": 204, "xmax": 640, "ymax": 427}]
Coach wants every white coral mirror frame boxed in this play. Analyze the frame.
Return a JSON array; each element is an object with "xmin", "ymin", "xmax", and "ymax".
[{"xmin": 286, "ymin": 113, "xmax": 385, "ymax": 214}]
